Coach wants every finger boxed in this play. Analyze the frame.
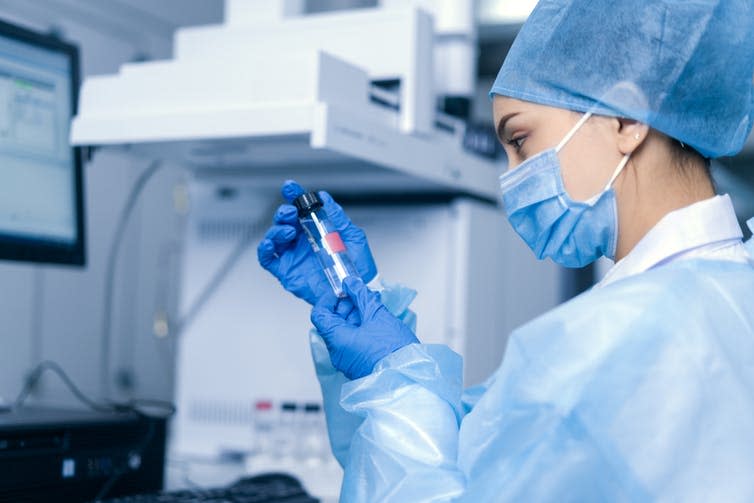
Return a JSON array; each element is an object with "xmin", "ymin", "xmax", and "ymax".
[
  {"xmin": 319, "ymin": 191, "xmax": 353, "ymax": 231},
  {"xmin": 311, "ymin": 302, "xmax": 348, "ymax": 335},
  {"xmin": 257, "ymin": 239, "xmax": 280, "ymax": 276},
  {"xmin": 334, "ymin": 296, "xmax": 358, "ymax": 323},
  {"xmin": 264, "ymin": 225, "xmax": 297, "ymax": 250},
  {"xmin": 282, "ymin": 180, "xmax": 306, "ymax": 203},
  {"xmin": 343, "ymin": 276, "xmax": 381, "ymax": 320},
  {"xmin": 315, "ymin": 290, "xmax": 340, "ymax": 313},
  {"xmin": 273, "ymin": 204, "xmax": 299, "ymax": 226},
  {"xmin": 319, "ymin": 192, "xmax": 376, "ymax": 281}
]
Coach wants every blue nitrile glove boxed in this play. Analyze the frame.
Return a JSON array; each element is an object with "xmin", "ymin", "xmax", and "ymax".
[
  {"xmin": 310, "ymin": 276, "xmax": 419, "ymax": 380},
  {"xmin": 257, "ymin": 180, "xmax": 377, "ymax": 305}
]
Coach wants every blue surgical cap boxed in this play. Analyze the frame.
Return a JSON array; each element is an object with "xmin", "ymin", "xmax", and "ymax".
[{"xmin": 490, "ymin": 0, "xmax": 754, "ymax": 159}]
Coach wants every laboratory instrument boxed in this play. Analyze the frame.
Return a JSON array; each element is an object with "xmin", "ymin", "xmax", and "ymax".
[
  {"xmin": 70, "ymin": 2, "xmax": 501, "ymax": 201},
  {"xmin": 0, "ymin": 407, "xmax": 165, "ymax": 502}
]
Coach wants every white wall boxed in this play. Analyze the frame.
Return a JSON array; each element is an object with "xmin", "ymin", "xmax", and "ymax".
[{"xmin": 0, "ymin": 1, "xmax": 222, "ymax": 407}]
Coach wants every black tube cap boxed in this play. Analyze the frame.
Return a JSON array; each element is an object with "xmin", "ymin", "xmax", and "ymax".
[
  {"xmin": 281, "ymin": 402, "xmax": 298, "ymax": 412},
  {"xmin": 293, "ymin": 191, "xmax": 323, "ymax": 217}
]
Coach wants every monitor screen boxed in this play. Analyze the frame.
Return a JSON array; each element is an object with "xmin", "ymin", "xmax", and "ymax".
[{"xmin": 0, "ymin": 19, "xmax": 84, "ymax": 266}]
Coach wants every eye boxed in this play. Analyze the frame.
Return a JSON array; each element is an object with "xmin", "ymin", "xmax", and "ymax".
[{"xmin": 507, "ymin": 135, "xmax": 527, "ymax": 152}]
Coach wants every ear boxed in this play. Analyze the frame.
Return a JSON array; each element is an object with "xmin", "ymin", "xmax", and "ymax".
[{"xmin": 615, "ymin": 118, "xmax": 649, "ymax": 155}]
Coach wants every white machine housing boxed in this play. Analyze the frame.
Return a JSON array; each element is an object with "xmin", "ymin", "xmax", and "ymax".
[{"xmin": 71, "ymin": 3, "xmax": 499, "ymax": 200}]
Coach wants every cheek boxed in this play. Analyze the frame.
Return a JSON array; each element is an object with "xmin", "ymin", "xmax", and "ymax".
[
  {"xmin": 505, "ymin": 154, "xmax": 522, "ymax": 171},
  {"xmin": 558, "ymin": 144, "xmax": 615, "ymax": 201}
]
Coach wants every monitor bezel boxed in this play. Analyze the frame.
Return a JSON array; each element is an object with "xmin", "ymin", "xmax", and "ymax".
[{"xmin": 0, "ymin": 18, "xmax": 86, "ymax": 266}]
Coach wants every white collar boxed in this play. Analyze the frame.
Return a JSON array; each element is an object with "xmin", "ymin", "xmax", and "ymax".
[{"xmin": 597, "ymin": 194, "xmax": 744, "ymax": 288}]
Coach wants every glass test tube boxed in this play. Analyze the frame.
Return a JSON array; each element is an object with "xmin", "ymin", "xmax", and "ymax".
[{"xmin": 293, "ymin": 191, "xmax": 358, "ymax": 298}]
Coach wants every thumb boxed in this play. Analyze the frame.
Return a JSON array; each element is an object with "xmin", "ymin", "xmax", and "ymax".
[
  {"xmin": 311, "ymin": 296, "xmax": 348, "ymax": 336},
  {"xmin": 343, "ymin": 276, "xmax": 380, "ymax": 320}
]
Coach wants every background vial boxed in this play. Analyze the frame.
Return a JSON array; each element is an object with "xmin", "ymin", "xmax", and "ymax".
[
  {"xmin": 299, "ymin": 402, "xmax": 327, "ymax": 466},
  {"xmin": 293, "ymin": 191, "xmax": 359, "ymax": 298},
  {"xmin": 276, "ymin": 401, "xmax": 299, "ymax": 460},
  {"xmin": 252, "ymin": 399, "xmax": 275, "ymax": 456}
]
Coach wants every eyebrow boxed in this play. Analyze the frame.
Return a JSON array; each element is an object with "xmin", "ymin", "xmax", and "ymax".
[{"xmin": 496, "ymin": 112, "xmax": 520, "ymax": 143}]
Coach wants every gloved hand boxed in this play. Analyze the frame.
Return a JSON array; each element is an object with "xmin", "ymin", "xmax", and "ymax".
[
  {"xmin": 311, "ymin": 276, "xmax": 419, "ymax": 380},
  {"xmin": 257, "ymin": 180, "xmax": 377, "ymax": 305}
]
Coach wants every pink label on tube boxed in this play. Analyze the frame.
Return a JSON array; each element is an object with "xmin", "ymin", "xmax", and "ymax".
[{"xmin": 325, "ymin": 232, "xmax": 346, "ymax": 253}]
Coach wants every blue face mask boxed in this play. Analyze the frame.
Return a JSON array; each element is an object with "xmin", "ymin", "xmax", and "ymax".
[{"xmin": 499, "ymin": 112, "xmax": 630, "ymax": 268}]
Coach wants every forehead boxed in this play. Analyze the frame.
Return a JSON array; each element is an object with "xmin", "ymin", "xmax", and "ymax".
[
  {"xmin": 492, "ymin": 97, "xmax": 580, "ymax": 136},
  {"xmin": 492, "ymin": 96, "xmax": 547, "ymax": 122}
]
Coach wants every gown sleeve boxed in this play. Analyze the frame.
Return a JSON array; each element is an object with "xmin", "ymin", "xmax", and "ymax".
[
  {"xmin": 310, "ymin": 278, "xmax": 427, "ymax": 469},
  {"xmin": 309, "ymin": 280, "xmax": 479, "ymax": 501}
]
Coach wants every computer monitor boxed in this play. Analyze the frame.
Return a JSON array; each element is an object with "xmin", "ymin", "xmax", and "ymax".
[{"xmin": 0, "ymin": 19, "xmax": 84, "ymax": 266}]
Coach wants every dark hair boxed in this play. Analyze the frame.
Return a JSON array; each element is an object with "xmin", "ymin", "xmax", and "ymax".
[{"xmin": 669, "ymin": 138, "xmax": 713, "ymax": 188}]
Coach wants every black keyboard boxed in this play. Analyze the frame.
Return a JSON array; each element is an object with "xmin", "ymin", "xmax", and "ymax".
[{"xmin": 93, "ymin": 473, "xmax": 319, "ymax": 503}]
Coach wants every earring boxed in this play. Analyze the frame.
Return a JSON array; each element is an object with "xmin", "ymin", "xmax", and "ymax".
[{"xmin": 634, "ymin": 133, "xmax": 641, "ymax": 140}]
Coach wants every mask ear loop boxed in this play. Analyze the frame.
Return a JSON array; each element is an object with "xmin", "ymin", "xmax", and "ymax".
[
  {"xmin": 604, "ymin": 153, "xmax": 630, "ymax": 191},
  {"xmin": 556, "ymin": 111, "xmax": 593, "ymax": 153},
  {"xmin": 555, "ymin": 110, "xmax": 631, "ymax": 192}
]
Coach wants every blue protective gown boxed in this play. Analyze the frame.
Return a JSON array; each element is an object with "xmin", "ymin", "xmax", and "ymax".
[{"xmin": 311, "ymin": 252, "xmax": 754, "ymax": 501}]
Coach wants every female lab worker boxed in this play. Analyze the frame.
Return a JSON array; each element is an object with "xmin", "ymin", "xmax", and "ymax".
[{"xmin": 258, "ymin": 0, "xmax": 754, "ymax": 500}]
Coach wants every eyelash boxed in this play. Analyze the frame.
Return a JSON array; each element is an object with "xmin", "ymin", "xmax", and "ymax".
[{"xmin": 507, "ymin": 135, "xmax": 527, "ymax": 152}]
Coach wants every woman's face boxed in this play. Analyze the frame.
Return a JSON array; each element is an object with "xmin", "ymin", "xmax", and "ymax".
[{"xmin": 492, "ymin": 96, "xmax": 625, "ymax": 201}]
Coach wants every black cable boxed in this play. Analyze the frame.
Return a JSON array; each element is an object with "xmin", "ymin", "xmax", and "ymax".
[
  {"xmin": 99, "ymin": 162, "xmax": 268, "ymax": 393},
  {"xmin": 100, "ymin": 160, "xmax": 163, "ymax": 398},
  {"xmin": 100, "ymin": 164, "xmax": 278, "ymax": 391},
  {"xmin": 13, "ymin": 360, "xmax": 176, "ymax": 418},
  {"xmin": 14, "ymin": 361, "xmax": 114, "ymax": 413}
]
